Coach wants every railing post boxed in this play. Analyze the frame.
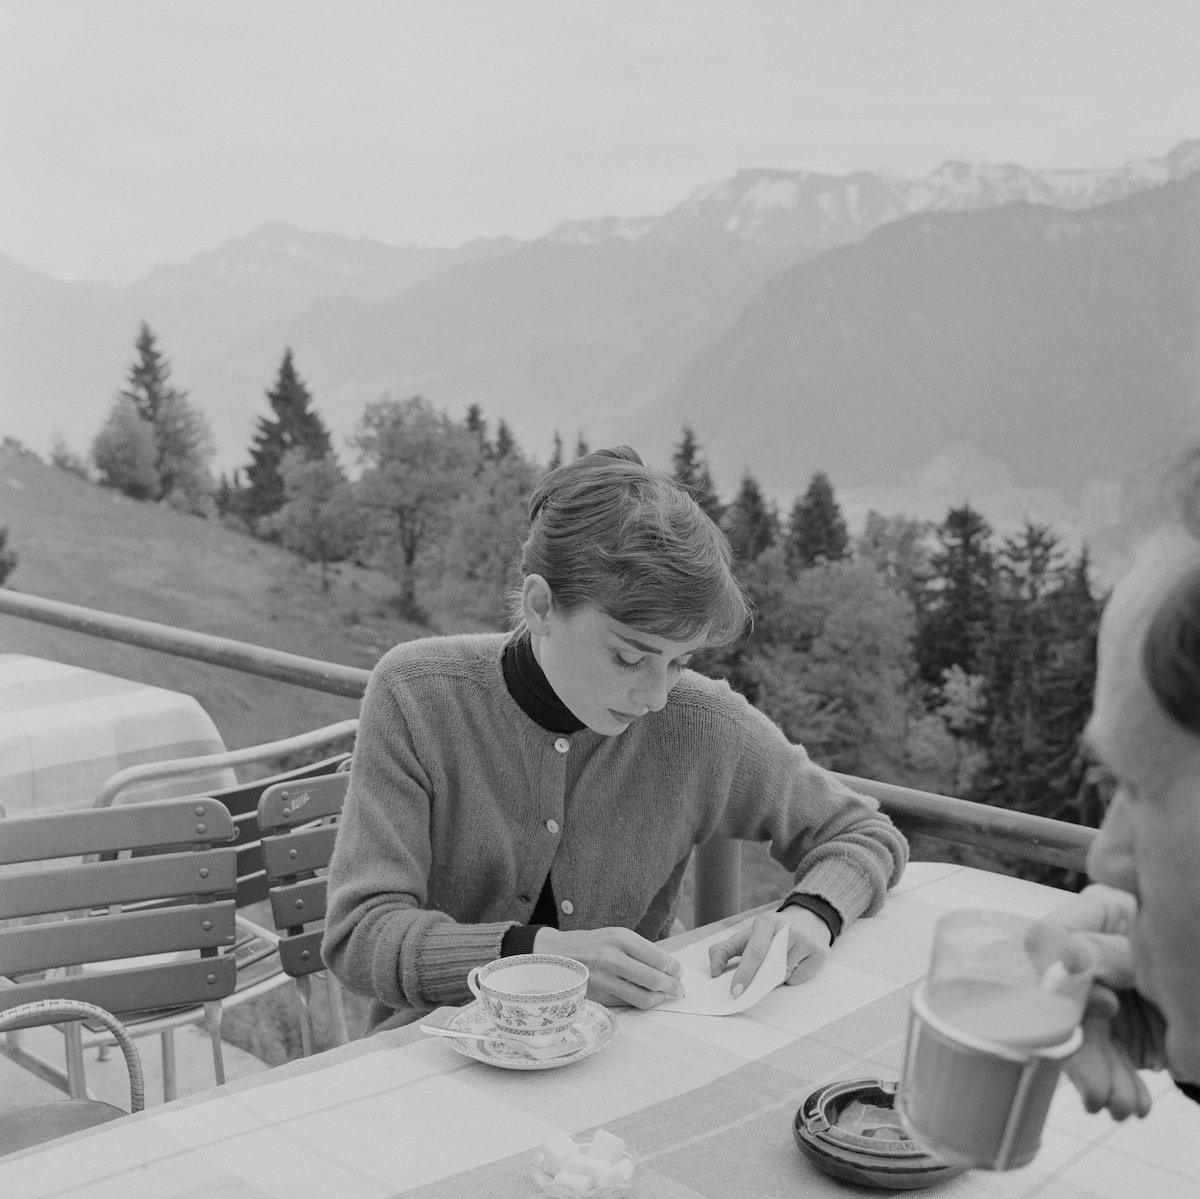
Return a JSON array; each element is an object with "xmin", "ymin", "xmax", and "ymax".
[{"xmin": 693, "ymin": 839, "xmax": 741, "ymax": 927}]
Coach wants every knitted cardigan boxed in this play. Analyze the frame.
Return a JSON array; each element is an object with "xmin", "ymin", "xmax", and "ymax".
[{"xmin": 322, "ymin": 633, "xmax": 908, "ymax": 1020}]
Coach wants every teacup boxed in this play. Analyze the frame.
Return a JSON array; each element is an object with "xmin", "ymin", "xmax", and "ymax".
[{"xmin": 467, "ymin": 954, "xmax": 589, "ymax": 1046}]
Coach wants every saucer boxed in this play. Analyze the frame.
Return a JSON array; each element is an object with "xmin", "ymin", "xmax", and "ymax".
[{"xmin": 445, "ymin": 999, "xmax": 616, "ymax": 1070}]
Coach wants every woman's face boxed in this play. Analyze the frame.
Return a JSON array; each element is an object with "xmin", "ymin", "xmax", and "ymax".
[
  {"xmin": 1084, "ymin": 530, "xmax": 1200, "ymax": 1082},
  {"xmin": 529, "ymin": 594, "xmax": 709, "ymax": 736}
]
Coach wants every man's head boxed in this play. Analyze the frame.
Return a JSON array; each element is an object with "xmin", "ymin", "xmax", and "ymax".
[{"xmin": 1085, "ymin": 525, "xmax": 1200, "ymax": 1082}]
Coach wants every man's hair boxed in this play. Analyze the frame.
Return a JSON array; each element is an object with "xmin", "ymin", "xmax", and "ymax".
[
  {"xmin": 1143, "ymin": 444, "xmax": 1200, "ymax": 735},
  {"xmin": 512, "ymin": 446, "xmax": 751, "ymax": 648}
]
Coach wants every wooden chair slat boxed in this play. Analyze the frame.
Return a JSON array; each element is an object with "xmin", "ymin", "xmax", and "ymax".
[
  {"xmin": 278, "ymin": 931, "xmax": 326, "ymax": 979},
  {"xmin": 261, "ymin": 825, "xmax": 339, "ymax": 881},
  {"xmin": 258, "ymin": 773, "xmax": 351, "ymax": 832},
  {"xmin": 0, "ymin": 956, "xmax": 239, "ymax": 1013},
  {"xmin": 1, "ymin": 901, "xmax": 237, "ymax": 975},
  {"xmin": 0, "ymin": 800, "xmax": 234, "ymax": 865},
  {"xmin": 268, "ymin": 877, "xmax": 328, "ymax": 929},
  {"xmin": 0, "ymin": 848, "xmax": 237, "ymax": 920}
]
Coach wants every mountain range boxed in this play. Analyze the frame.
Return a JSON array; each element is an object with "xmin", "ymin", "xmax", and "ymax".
[{"xmin": 2, "ymin": 140, "xmax": 1198, "ymax": 571}]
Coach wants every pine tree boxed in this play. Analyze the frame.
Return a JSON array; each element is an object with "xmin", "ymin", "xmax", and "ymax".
[
  {"xmin": 241, "ymin": 349, "xmax": 332, "ymax": 527},
  {"xmin": 493, "ymin": 419, "xmax": 516, "ymax": 461},
  {"xmin": 94, "ymin": 323, "xmax": 213, "ymax": 509},
  {"xmin": 574, "ymin": 433, "xmax": 590, "ymax": 458},
  {"xmin": 548, "ymin": 431, "xmax": 564, "ymax": 471},
  {"xmin": 723, "ymin": 470, "xmax": 777, "ymax": 567},
  {"xmin": 915, "ymin": 504, "xmax": 996, "ymax": 687},
  {"xmin": 968, "ymin": 527, "xmax": 1104, "ymax": 881},
  {"xmin": 670, "ymin": 426, "xmax": 724, "ymax": 524},
  {"xmin": 785, "ymin": 472, "xmax": 848, "ymax": 572}
]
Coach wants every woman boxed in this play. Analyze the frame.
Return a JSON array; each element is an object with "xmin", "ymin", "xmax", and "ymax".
[{"xmin": 323, "ymin": 447, "xmax": 908, "ymax": 1031}]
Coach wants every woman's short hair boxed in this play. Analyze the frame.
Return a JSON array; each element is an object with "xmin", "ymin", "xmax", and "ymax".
[{"xmin": 513, "ymin": 446, "xmax": 751, "ymax": 648}]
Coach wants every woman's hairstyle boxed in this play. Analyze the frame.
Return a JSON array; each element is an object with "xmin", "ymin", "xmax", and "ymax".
[
  {"xmin": 512, "ymin": 445, "xmax": 751, "ymax": 648},
  {"xmin": 1142, "ymin": 443, "xmax": 1200, "ymax": 736}
]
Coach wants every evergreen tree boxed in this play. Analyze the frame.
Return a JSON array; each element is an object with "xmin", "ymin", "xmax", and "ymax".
[
  {"xmin": 915, "ymin": 504, "xmax": 996, "ymax": 687},
  {"xmin": 968, "ymin": 528, "xmax": 1104, "ymax": 881},
  {"xmin": 464, "ymin": 403, "xmax": 488, "ymax": 450},
  {"xmin": 548, "ymin": 431, "xmax": 564, "ymax": 471},
  {"xmin": 574, "ymin": 433, "xmax": 590, "ymax": 458},
  {"xmin": 241, "ymin": 349, "xmax": 332, "ymax": 527},
  {"xmin": 785, "ymin": 471, "xmax": 848, "ymax": 572},
  {"xmin": 493, "ymin": 419, "xmax": 516, "ymax": 461},
  {"xmin": 95, "ymin": 323, "xmax": 213, "ymax": 510},
  {"xmin": 723, "ymin": 470, "xmax": 777, "ymax": 568},
  {"xmin": 669, "ymin": 426, "xmax": 724, "ymax": 524}
]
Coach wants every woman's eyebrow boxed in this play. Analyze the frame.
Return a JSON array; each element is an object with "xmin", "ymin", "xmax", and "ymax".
[{"xmin": 614, "ymin": 632, "xmax": 663, "ymax": 655}]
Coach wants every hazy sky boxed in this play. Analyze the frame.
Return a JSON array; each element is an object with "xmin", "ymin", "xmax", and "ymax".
[{"xmin": 3, "ymin": 0, "xmax": 1197, "ymax": 281}]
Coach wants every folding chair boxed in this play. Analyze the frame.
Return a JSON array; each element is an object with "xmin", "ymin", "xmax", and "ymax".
[
  {"xmin": 0, "ymin": 1000, "xmax": 144, "ymax": 1157},
  {"xmin": 256, "ymin": 768, "xmax": 353, "ymax": 1055},
  {"xmin": 0, "ymin": 798, "xmax": 238, "ymax": 1107},
  {"xmin": 85, "ymin": 720, "xmax": 357, "ymax": 1098}
]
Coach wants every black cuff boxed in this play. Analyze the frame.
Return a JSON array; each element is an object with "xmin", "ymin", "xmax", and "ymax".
[
  {"xmin": 501, "ymin": 924, "xmax": 548, "ymax": 956},
  {"xmin": 1177, "ymin": 1080, "xmax": 1200, "ymax": 1106},
  {"xmin": 778, "ymin": 893, "xmax": 843, "ymax": 944}
]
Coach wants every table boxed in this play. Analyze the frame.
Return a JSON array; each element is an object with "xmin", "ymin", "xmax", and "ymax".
[
  {"xmin": 0, "ymin": 655, "xmax": 233, "ymax": 816},
  {"xmin": 4, "ymin": 862, "xmax": 1198, "ymax": 1198}
]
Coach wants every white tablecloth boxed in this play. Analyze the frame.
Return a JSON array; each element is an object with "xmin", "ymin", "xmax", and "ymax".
[
  {"xmin": 4, "ymin": 862, "xmax": 1198, "ymax": 1197},
  {"xmin": 0, "ymin": 654, "xmax": 233, "ymax": 816}
]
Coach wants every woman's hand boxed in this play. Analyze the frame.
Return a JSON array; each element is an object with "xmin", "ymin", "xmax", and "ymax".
[
  {"xmin": 707, "ymin": 907, "xmax": 832, "ymax": 998},
  {"xmin": 533, "ymin": 926, "xmax": 685, "ymax": 1009},
  {"xmin": 1029, "ymin": 886, "xmax": 1164, "ymax": 1119}
]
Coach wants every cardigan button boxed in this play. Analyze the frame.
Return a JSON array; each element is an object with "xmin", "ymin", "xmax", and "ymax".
[
  {"xmin": 554, "ymin": 737, "xmax": 570, "ymax": 753},
  {"xmin": 545, "ymin": 819, "xmax": 560, "ymax": 834},
  {"xmin": 560, "ymin": 900, "xmax": 575, "ymax": 916}
]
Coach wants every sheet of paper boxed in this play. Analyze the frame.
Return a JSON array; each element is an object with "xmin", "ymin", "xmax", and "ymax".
[{"xmin": 655, "ymin": 923, "xmax": 789, "ymax": 1015}]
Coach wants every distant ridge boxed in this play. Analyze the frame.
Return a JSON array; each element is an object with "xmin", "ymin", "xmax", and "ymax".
[
  {"xmin": 634, "ymin": 171, "xmax": 1200, "ymax": 508},
  {"xmin": 1, "ymin": 140, "xmax": 1196, "ymax": 550}
]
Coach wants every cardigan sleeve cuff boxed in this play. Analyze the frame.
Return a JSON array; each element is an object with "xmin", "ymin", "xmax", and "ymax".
[
  {"xmin": 501, "ymin": 924, "xmax": 550, "ymax": 956},
  {"xmin": 408, "ymin": 919, "xmax": 515, "ymax": 1005},
  {"xmin": 778, "ymin": 892, "xmax": 843, "ymax": 943}
]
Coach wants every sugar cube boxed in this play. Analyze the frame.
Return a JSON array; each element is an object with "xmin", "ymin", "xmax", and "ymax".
[
  {"xmin": 585, "ymin": 1128, "xmax": 627, "ymax": 1165},
  {"xmin": 563, "ymin": 1153, "xmax": 606, "ymax": 1183},
  {"xmin": 596, "ymin": 1158, "xmax": 635, "ymax": 1188},
  {"xmin": 552, "ymin": 1169, "xmax": 596, "ymax": 1194},
  {"xmin": 538, "ymin": 1133, "xmax": 580, "ymax": 1176}
]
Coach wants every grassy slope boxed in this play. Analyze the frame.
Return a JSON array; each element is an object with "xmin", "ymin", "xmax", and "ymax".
[{"xmin": 0, "ymin": 448, "xmax": 429, "ymax": 749}]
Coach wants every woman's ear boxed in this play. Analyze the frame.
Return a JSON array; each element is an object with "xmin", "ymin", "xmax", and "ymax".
[{"xmin": 522, "ymin": 575, "xmax": 555, "ymax": 635}]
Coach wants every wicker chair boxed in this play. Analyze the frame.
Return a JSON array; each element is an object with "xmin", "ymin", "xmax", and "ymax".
[{"xmin": 0, "ymin": 1000, "xmax": 144, "ymax": 1156}]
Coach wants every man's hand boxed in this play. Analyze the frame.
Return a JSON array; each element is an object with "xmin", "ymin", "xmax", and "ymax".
[{"xmin": 1030, "ymin": 886, "xmax": 1165, "ymax": 1119}]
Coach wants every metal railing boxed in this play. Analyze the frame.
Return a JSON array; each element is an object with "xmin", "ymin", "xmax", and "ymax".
[{"xmin": 0, "ymin": 588, "xmax": 1096, "ymax": 925}]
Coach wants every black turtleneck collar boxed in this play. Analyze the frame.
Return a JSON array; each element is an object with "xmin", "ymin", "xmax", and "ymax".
[{"xmin": 502, "ymin": 631, "xmax": 586, "ymax": 735}]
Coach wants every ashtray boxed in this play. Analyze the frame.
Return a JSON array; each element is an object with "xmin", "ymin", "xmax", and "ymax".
[{"xmin": 793, "ymin": 1078, "xmax": 968, "ymax": 1191}]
